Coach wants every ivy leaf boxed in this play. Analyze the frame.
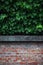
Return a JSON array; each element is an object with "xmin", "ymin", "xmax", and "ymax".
[
  {"xmin": 0, "ymin": 14, "xmax": 7, "ymax": 20},
  {"xmin": 36, "ymin": 24, "xmax": 43, "ymax": 29}
]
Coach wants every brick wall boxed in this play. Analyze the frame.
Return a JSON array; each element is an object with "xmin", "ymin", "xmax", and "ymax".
[{"xmin": 0, "ymin": 43, "xmax": 43, "ymax": 65}]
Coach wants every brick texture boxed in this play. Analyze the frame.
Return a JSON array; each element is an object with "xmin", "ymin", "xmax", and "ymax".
[{"xmin": 0, "ymin": 43, "xmax": 43, "ymax": 65}]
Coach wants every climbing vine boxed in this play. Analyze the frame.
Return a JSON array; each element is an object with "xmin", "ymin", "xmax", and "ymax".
[{"xmin": 0, "ymin": 0, "xmax": 43, "ymax": 35}]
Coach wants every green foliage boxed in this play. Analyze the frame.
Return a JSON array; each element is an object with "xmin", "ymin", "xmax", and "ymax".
[{"xmin": 0, "ymin": 0, "xmax": 43, "ymax": 35}]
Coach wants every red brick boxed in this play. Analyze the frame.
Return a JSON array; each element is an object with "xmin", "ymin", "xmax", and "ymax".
[{"xmin": 0, "ymin": 44, "xmax": 43, "ymax": 65}]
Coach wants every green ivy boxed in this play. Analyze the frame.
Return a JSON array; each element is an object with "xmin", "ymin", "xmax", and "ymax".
[{"xmin": 0, "ymin": 0, "xmax": 43, "ymax": 35}]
